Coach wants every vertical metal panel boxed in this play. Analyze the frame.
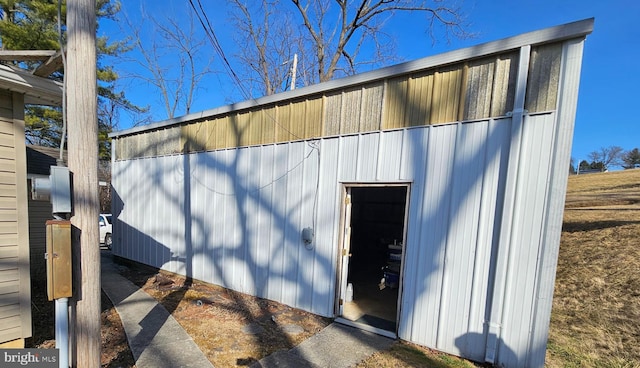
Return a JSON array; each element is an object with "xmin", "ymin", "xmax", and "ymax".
[
  {"xmin": 259, "ymin": 107, "xmax": 276, "ymax": 145},
  {"xmin": 401, "ymin": 123, "xmax": 457, "ymax": 346},
  {"xmin": 323, "ymin": 92, "xmax": 342, "ymax": 136},
  {"xmin": 341, "ymin": 87, "xmax": 363, "ymax": 134},
  {"xmin": 356, "ymin": 133, "xmax": 379, "ymax": 181},
  {"xmin": 430, "ymin": 66, "xmax": 463, "ymax": 123},
  {"xmin": 406, "ymin": 71, "xmax": 434, "ymax": 127},
  {"xmin": 382, "ymin": 77, "xmax": 408, "ymax": 129},
  {"xmin": 499, "ymin": 113, "xmax": 556, "ymax": 367},
  {"xmin": 376, "ymin": 130, "xmax": 405, "ymax": 180},
  {"xmin": 304, "ymin": 98, "xmax": 324, "ymax": 138},
  {"xmin": 436, "ymin": 122, "xmax": 489, "ymax": 353},
  {"xmin": 314, "ymin": 138, "xmax": 341, "ymax": 315},
  {"xmin": 275, "ymin": 103, "xmax": 291, "ymax": 142},
  {"xmin": 359, "ymin": 83, "xmax": 384, "ymax": 132},
  {"xmin": 288, "ymin": 100, "xmax": 307, "ymax": 140},
  {"xmin": 526, "ymin": 38, "xmax": 585, "ymax": 368},
  {"xmin": 463, "ymin": 58, "xmax": 495, "ymax": 120},
  {"xmin": 526, "ymin": 43, "xmax": 562, "ymax": 112},
  {"xmin": 491, "ymin": 52, "xmax": 518, "ymax": 117}
]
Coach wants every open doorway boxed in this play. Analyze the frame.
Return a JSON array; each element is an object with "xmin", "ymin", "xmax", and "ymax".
[{"xmin": 337, "ymin": 185, "xmax": 409, "ymax": 336}]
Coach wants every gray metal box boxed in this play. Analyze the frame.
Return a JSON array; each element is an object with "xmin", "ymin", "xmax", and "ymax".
[{"xmin": 50, "ymin": 166, "xmax": 71, "ymax": 213}]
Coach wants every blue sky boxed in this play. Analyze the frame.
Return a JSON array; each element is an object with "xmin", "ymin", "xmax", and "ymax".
[{"xmin": 101, "ymin": 1, "xmax": 639, "ymax": 166}]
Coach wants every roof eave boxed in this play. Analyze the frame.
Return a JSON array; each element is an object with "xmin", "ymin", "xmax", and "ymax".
[{"xmin": 0, "ymin": 64, "xmax": 63, "ymax": 106}]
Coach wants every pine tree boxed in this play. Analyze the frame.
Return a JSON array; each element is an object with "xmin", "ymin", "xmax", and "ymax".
[
  {"xmin": 0, "ymin": 0, "xmax": 145, "ymax": 159},
  {"xmin": 622, "ymin": 148, "xmax": 640, "ymax": 169}
]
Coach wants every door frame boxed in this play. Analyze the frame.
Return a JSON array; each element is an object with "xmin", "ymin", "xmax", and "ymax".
[{"xmin": 334, "ymin": 182, "xmax": 411, "ymax": 337}]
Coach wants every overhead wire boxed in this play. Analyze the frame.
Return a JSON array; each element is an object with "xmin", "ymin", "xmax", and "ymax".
[{"xmin": 186, "ymin": 0, "xmax": 322, "ymax": 232}]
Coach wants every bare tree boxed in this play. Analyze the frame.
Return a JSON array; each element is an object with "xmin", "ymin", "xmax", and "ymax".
[
  {"xmin": 230, "ymin": 0, "xmax": 299, "ymax": 96},
  {"xmin": 121, "ymin": 9, "xmax": 214, "ymax": 119},
  {"xmin": 230, "ymin": 0, "xmax": 469, "ymax": 97},
  {"xmin": 588, "ymin": 145, "xmax": 625, "ymax": 171}
]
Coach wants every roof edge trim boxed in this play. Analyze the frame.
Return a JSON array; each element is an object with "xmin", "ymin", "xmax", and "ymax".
[{"xmin": 0, "ymin": 64, "xmax": 63, "ymax": 105}]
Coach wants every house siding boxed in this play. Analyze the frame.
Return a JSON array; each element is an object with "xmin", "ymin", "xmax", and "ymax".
[{"xmin": 0, "ymin": 91, "xmax": 31, "ymax": 343}]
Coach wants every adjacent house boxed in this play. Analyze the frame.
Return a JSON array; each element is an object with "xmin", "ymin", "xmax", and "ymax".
[
  {"xmin": 0, "ymin": 63, "xmax": 62, "ymax": 348},
  {"xmin": 109, "ymin": 19, "xmax": 593, "ymax": 366}
]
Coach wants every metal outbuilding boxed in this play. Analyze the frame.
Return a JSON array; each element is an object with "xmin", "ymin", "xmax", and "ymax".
[{"xmin": 109, "ymin": 19, "xmax": 593, "ymax": 367}]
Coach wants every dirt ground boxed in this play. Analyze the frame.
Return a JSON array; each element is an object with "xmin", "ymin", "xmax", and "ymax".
[
  {"xmin": 27, "ymin": 280, "xmax": 136, "ymax": 367},
  {"xmin": 116, "ymin": 260, "xmax": 332, "ymax": 367}
]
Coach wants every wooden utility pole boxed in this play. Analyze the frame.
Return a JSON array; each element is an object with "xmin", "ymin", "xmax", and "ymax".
[{"xmin": 67, "ymin": 0, "xmax": 100, "ymax": 366}]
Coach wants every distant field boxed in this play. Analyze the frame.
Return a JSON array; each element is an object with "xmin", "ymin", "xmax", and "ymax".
[{"xmin": 546, "ymin": 169, "xmax": 640, "ymax": 367}]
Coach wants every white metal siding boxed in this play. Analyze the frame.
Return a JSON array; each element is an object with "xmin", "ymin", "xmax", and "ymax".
[{"xmin": 113, "ymin": 115, "xmax": 516, "ymax": 337}]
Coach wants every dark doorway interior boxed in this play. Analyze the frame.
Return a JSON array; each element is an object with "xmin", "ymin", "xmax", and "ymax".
[{"xmin": 342, "ymin": 186, "xmax": 407, "ymax": 332}]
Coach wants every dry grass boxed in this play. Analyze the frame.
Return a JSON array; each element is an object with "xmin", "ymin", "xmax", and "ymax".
[{"xmin": 546, "ymin": 169, "xmax": 640, "ymax": 367}]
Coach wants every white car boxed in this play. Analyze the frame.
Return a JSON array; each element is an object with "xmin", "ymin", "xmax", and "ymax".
[{"xmin": 99, "ymin": 214, "xmax": 112, "ymax": 249}]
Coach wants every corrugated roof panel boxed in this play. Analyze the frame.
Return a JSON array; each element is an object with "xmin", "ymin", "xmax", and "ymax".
[{"xmin": 526, "ymin": 43, "xmax": 562, "ymax": 112}]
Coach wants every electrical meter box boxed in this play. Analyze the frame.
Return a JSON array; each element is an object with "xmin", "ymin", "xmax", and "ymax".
[
  {"xmin": 50, "ymin": 166, "xmax": 71, "ymax": 214},
  {"xmin": 46, "ymin": 220, "xmax": 72, "ymax": 300}
]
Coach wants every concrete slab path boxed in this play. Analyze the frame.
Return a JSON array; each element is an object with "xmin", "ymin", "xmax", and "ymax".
[
  {"xmin": 101, "ymin": 252, "xmax": 213, "ymax": 368},
  {"xmin": 251, "ymin": 323, "xmax": 395, "ymax": 368}
]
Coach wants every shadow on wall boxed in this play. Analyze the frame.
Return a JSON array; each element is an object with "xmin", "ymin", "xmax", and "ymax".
[{"xmin": 455, "ymin": 333, "xmax": 517, "ymax": 367}]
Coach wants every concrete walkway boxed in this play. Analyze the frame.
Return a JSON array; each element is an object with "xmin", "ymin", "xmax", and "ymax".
[
  {"xmin": 102, "ymin": 251, "xmax": 395, "ymax": 368},
  {"xmin": 251, "ymin": 323, "xmax": 395, "ymax": 368},
  {"xmin": 101, "ymin": 252, "xmax": 213, "ymax": 368}
]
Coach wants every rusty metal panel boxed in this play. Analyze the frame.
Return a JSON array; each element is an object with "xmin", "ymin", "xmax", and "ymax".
[
  {"xmin": 430, "ymin": 66, "xmax": 463, "ymax": 124},
  {"xmin": 383, "ymin": 77, "xmax": 408, "ymax": 129},
  {"xmin": 324, "ymin": 92, "xmax": 342, "ymax": 136},
  {"xmin": 526, "ymin": 43, "xmax": 562, "ymax": 112},
  {"xmin": 406, "ymin": 71, "xmax": 435, "ymax": 127}
]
